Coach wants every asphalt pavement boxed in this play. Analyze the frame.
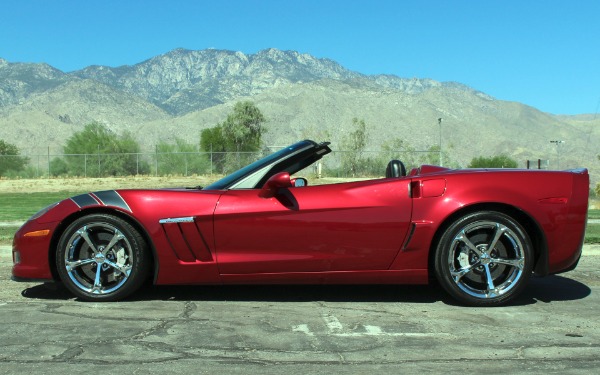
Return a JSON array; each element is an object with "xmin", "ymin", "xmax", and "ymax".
[{"xmin": 1, "ymin": 245, "xmax": 599, "ymax": 374}]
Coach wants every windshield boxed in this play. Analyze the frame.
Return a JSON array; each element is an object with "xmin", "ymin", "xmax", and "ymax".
[{"xmin": 203, "ymin": 140, "xmax": 319, "ymax": 190}]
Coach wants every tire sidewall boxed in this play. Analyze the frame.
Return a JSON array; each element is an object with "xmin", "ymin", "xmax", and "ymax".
[
  {"xmin": 434, "ymin": 211, "xmax": 534, "ymax": 307},
  {"xmin": 56, "ymin": 213, "xmax": 149, "ymax": 302}
]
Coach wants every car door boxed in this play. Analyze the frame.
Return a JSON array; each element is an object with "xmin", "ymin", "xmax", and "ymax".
[{"xmin": 213, "ymin": 179, "xmax": 412, "ymax": 274}]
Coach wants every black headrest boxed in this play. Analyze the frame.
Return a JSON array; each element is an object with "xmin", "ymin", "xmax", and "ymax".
[{"xmin": 386, "ymin": 160, "xmax": 406, "ymax": 178}]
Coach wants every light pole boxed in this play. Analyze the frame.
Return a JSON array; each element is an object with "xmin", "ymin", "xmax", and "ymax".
[
  {"xmin": 549, "ymin": 140, "xmax": 565, "ymax": 169},
  {"xmin": 97, "ymin": 144, "xmax": 100, "ymax": 177},
  {"xmin": 438, "ymin": 117, "xmax": 443, "ymax": 166}
]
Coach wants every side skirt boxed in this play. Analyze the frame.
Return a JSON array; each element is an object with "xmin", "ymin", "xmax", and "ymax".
[{"xmin": 219, "ymin": 269, "xmax": 429, "ymax": 285}]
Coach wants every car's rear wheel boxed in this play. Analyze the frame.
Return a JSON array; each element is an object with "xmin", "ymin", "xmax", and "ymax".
[
  {"xmin": 56, "ymin": 214, "xmax": 150, "ymax": 301},
  {"xmin": 434, "ymin": 211, "xmax": 533, "ymax": 306}
]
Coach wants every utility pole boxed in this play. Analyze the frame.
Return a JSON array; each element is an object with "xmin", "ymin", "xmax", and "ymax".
[
  {"xmin": 549, "ymin": 140, "xmax": 565, "ymax": 169},
  {"xmin": 438, "ymin": 118, "xmax": 443, "ymax": 166}
]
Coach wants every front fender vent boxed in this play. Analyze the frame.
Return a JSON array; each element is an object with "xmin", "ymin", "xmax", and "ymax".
[{"xmin": 159, "ymin": 217, "xmax": 213, "ymax": 262}]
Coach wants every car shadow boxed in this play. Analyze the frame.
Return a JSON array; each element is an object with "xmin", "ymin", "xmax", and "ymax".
[
  {"xmin": 513, "ymin": 275, "xmax": 592, "ymax": 305},
  {"xmin": 20, "ymin": 274, "xmax": 591, "ymax": 306},
  {"xmin": 133, "ymin": 283, "xmax": 450, "ymax": 303}
]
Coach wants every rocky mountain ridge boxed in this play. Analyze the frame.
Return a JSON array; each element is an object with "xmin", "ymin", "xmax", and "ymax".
[
  {"xmin": 73, "ymin": 48, "xmax": 467, "ymax": 115},
  {"xmin": 2, "ymin": 49, "xmax": 471, "ymax": 116}
]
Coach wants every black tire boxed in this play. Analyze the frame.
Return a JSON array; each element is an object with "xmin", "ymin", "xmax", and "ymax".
[
  {"xmin": 56, "ymin": 214, "xmax": 150, "ymax": 301},
  {"xmin": 434, "ymin": 211, "xmax": 533, "ymax": 307}
]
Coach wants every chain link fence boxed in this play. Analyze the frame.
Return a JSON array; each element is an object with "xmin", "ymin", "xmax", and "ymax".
[{"xmin": 1, "ymin": 149, "xmax": 444, "ymax": 179}]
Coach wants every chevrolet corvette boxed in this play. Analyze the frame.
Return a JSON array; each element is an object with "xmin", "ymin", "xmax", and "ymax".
[{"xmin": 12, "ymin": 140, "xmax": 589, "ymax": 306}]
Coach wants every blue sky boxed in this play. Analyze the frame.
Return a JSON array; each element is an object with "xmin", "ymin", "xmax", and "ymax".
[{"xmin": 1, "ymin": 0, "xmax": 599, "ymax": 115}]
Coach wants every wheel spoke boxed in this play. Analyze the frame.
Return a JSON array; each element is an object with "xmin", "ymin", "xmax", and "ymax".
[
  {"xmin": 451, "ymin": 263, "xmax": 478, "ymax": 282},
  {"xmin": 104, "ymin": 259, "xmax": 132, "ymax": 275},
  {"xmin": 92, "ymin": 264, "xmax": 103, "ymax": 293},
  {"xmin": 102, "ymin": 230, "xmax": 125, "ymax": 255},
  {"xmin": 456, "ymin": 230, "xmax": 482, "ymax": 256},
  {"xmin": 492, "ymin": 257, "xmax": 524, "ymax": 269},
  {"xmin": 66, "ymin": 258, "xmax": 95, "ymax": 271},
  {"xmin": 487, "ymin": 223, "xmax": 507, "ymax": 252},
  {"xmin": 483, "ymin": 264, "xmax": 498, "ymax": 297},
  {"xmin": 78, "ymin": 226, "xmax": 98, "ymax": 253}
]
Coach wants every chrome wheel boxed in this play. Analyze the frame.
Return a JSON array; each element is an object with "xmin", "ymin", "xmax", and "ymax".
[
  {"xmin": 57, "ymin": 214, "xmax": 149, "ymax": 301},
  {"xmin": 64, "ymin": 222, "xmax": 133, "ymax": 295},
  {"xmin": 448, "ymin": 220, "xmax": 525, "ymax": 299},
  {"xmin": 435, "ymin": 211, "xmax": 533, "ymax": 306}
]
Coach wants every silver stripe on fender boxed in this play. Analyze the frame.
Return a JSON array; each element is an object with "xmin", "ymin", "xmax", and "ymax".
[
  {"xmin": 93, "ymin": 190, "xmax": 132, "ymax": 212},
  {"xmin": 71, "ymin": 193, "xmax": 99, "ymax": 208},
  {"xmin": 159, "ymin": 217, "xmax": 195, "ymax": 224}
]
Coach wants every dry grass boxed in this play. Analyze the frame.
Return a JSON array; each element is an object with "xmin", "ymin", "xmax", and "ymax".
[
  {"xmin": 0, "ymin": 175, "xmax": 365, "ymax": 193},
  {"xmin": 0, "ymin": 175, "xmax": 221, "ymax": 193}
]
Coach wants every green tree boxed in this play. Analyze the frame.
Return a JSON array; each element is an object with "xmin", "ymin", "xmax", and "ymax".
[
  {"xmin": 200, "ymin": 126, "xmax": 228, "ymax": 174},
  {"xmin": 381, "ymin": 138, "xmax": 420, "ymax": 170},
  {"xmin": 200, "ymin": 101, "xmax": 266, "ymax": 173},
  {"xmin": 221, "ymin": 101, "xmax": 266, "ymax": 152},
  {"xmin": 200, "ymin": 126, "xmax": 227, "ymax": 154},
  {"xmin": 156, "ymin": 138, "xmax": 210, "ymax": 175},
  {"xmin": 49, "ymin": 157, "xmax": 69, "ymax": 176},
  {"xmin": 63, "ymin": 123, "xmax": 148, "ymax": 176},
  {"xmin": 468, "ymin": 155, "xmax": 518, "ymax": 168},
  {"xmin": 340, "ymin": 118, "xmax": 377, "ymax": 176},
  {"xmin": 104, "ymin": 131, "xmax": 149, "ymax": 175},
  {"xmin": 597, "ymin": 155, "xmax": 600, "ymax": 197},
  {"xmin": 0, "ymin": 140, "xmax": 29, "ymax": 176},
  {"xmin": 418, "ymin": 145, "xmax": 444, "ymax": 166}
]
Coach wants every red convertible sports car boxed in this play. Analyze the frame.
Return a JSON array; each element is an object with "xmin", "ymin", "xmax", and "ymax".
[{"xmin": 12, "ymin": 140, "xmax": 589, "ymax": 306}]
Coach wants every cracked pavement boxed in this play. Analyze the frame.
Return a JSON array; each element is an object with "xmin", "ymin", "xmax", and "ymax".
[{"xmin": 1, "ymin": 245, "xmax": 600, "ymax": 374}]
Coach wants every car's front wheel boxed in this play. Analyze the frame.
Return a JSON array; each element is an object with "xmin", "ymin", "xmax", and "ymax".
[
  {"xmin": 56, "ymin": 214, "xmax": 150, "ymax": 301},
  {"xmin": 434, "ymin": 211, "xmax": 534, "ymax": 306}
]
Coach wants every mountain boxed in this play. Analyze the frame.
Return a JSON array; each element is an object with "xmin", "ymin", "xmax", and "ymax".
[
  {"xmin": 0, "ymin": 49, "xmax": 598, "ymax": 184},
  {"xmin": 0, "ymin": 58, "xmax": 70, "ymax": 107},
  {"xmin": 71, "ymin": 48, "xmax": 460, "ymax": 116}
]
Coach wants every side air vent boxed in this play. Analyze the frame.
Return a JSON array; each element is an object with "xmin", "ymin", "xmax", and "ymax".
[{"xmin": 159, "ymin": 217, "xmax": 213, "ymax": 262}]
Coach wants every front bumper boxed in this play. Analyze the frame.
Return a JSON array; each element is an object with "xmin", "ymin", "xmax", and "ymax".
[
  {"xmin": 12, "ymin": 219, "xmax": 58, "ymax": 281},
  {"xmin": 11, "ymin": 275, "xmax": 53, "ymax": 283}
]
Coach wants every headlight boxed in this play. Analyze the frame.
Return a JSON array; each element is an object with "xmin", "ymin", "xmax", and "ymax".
[{"xmin": 28, "ymin": 202, "xmax": 60, "ymax": 222}]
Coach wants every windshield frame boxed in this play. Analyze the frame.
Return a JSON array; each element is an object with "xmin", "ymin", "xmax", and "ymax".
[{"xmin": 203, "ymin": 140, "xmax": 329, "ymax": 190}]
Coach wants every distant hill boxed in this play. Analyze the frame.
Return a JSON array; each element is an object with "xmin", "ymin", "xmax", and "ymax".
[{"xmin": 0, "ymin": 49, "xmax": 598, "ymax": 184}]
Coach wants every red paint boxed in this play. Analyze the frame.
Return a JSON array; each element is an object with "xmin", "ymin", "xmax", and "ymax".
[{"xmin": 12, "ymin": 159, "xmax": 589, "ymax": 289}]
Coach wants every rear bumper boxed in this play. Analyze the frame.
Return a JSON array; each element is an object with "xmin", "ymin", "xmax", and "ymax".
[{"xmin": 552, "ymin": 250, "xmax": 582, "ymax": 275}]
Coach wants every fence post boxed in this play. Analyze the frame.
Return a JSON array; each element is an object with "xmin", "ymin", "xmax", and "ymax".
[
  {"xmin": 97, "ymin": 145, "xmax": 101, "ymax": 177},
  {"xmin": 185, "ymin": 153, "xmax": 188, "ymax": 176},
  {"xmin": 155, "ymin": 145, "xmax": 158, "ymax": 176}
]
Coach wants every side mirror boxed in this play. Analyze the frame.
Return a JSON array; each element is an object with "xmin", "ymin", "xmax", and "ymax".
[
  {"xmin": 260, "ymin": 172, "xmax": 292, "ymax": 198},
  {"xmin": 291, "ymin": 177, "xmax": 307, "ymax": 187}
]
